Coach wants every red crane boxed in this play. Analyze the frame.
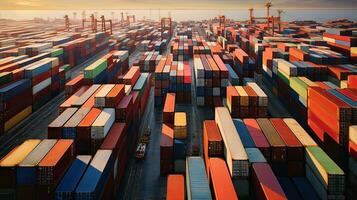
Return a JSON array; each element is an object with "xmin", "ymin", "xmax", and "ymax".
[{"xmin": 64, "ymin": 15, "xmax": 70, "ymax": 31}]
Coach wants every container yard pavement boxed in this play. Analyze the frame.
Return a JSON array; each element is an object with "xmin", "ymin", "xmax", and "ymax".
[
  {"xmin": 118, "ymin": 60, "xmax": 215, "ymax": 199},
  {"xmin": 0, "ymin": 47, "xmax": 141, "ymax": 157}
]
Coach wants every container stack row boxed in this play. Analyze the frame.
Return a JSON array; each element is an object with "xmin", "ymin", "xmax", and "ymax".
[{"xmin": 154, "ymin": 55, "xmax": 192, "ymax": 106}]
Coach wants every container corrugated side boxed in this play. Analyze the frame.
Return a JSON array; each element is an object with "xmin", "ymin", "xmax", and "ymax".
[
  {"xmin": 215, "ymin": 107, "xmax": 248, "ymax": 178},
  {"xmin": 75, "ymin": 150, "xmax": 113, "ymax": 200},
  {"xmin": 91, "ymin": 108, "xmax": 115, "ymax": 139},
  {"xmin": 186, "ymin": 157, "xmax": 212, "ymax": 200},
  {"xmin": 55, "ymin": 155, "xmax": 91, "ymax": 199}
]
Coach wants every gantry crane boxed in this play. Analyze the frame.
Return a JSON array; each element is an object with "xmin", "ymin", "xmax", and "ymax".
[
  {"xmin": 248, "ymin": 1, "xmax": 283, "ymax": 36},
  {"xmin": 219, "ymin": 15, "xmax": 226, "ymax": 36},
  {"xmin": 127, "ymin": 15, "xmax": 135, "ymax": 24},
  {"xmin": 64, "ymin": 15, "xmax": 70, "ymax": 31},
  {"xmin": 161, "ymin": 17, "xmax": 172, "ymax": 40},
  {"xmin": 82, "ymin": 14, "xmax": 97, "ymax": 32},
  {"xmin": 100, "ymin": 15, "xmax": 113, "ymax": 35}
]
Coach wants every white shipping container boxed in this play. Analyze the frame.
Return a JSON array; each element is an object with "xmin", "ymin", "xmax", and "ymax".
[
  {"xmin": 215, "ymin": 107, "xmax": 249, "ymax": 178},
  {"xmin": 94, "ymin": 84, "xmax": 115, "ymax": 107},
  {"xmin": 32, "ymin": 77, "xmax": 51, "ymax": 95},
  {"xmin": 91, "ymin": 108, "xmax": 115, "ymax": 139},
  {"xmin": 247, "ymin": 82, "xmax": 268, "ymax": 107}
]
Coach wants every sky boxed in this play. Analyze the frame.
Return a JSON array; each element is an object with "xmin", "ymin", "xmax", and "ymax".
[{"xmin": 1, "ymin": 0, "xmax": 357, "ymax": 10}]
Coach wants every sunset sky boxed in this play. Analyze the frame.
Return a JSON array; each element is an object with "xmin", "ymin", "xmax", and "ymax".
[{"xmin": 0, "ymin": 0, "xmax": 356, "ymax": 10}]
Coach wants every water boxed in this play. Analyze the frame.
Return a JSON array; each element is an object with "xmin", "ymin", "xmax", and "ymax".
[{"xmin": 0, "ymin": 9, "xmax": 356, "ymax": 22}]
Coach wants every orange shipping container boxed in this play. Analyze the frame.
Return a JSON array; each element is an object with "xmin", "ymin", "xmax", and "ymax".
[
  {"xmin": 209, "ymin": 158, "xmax": 238, "ymax": 200},
  {"xmin": 166, "ymin": 175, "xmax": 184, "ymax": 200}
]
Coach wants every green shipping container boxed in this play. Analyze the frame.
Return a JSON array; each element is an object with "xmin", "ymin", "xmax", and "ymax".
[
  {"xmin": 289, "ymin": 77, "xmax": 308, "ymax": 100},
  {"xmin": 305, "ymin": 146, "xmax": 345, "ymax": 194},
  {"xmin": 84, "ymin": 59, "xmax": 107, "ymax": 79},
  {"xmin": 51, "ymin": 48, "xmax": 64, "ymax": 57}
]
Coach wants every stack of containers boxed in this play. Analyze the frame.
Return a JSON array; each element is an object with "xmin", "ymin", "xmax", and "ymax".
[
  {"xmin": 203, "ymin": 120, "xmax": 223, "ymax": 176},
  {"xmin": 305, "ymin": 146, "xmax": 345, "ymax": 199},
  {"xmin": 37, "ymin": 140, "xmax": 75, "ymax": 199},
  {"xmin": 322, "ymin": 28, "xmax": 356, "ymax": 63},
  {"xmin": 0, "ymin": 139, "xmax": 41, "ymax": 199},
  {"xmin": 171, "ymin": 35, "xmax": 193, "ymax": 61},
  {"xmin": 215, "ymin": 107, "xmax": 249, "ymax": 198},
  {"xmin": 160, "ymin": 93, "xmax": 187, "ymax": 174},
  {"xmin": 24, "ymin": 57, "xmax": 60, "ymax": 110},
  {"xmin": 100, "ymin": 123, "xmax": 128, "ymax": 194},
  {"xmin": 233, "ymin": 48, "xmax": 256, "ymax": 79},
  {"xmin": 83, "ymin": 53, "xmax": 112, "ymax": 84},
  {"xmin": 160, "ymin": 123, "xmax": 174, "ymax": 175},
  {"xmin": 193, "ymin": 54, "xmax": 228, "ymax": 107},
  {"xmin": 55, "ymin": 155, "xmax": 92, "ymax": 200},
  {"xmin": 307, "ymin": 86, "xmax": 354, "ymax": 169},
  {"xmin": 154, "ymin": 55, "xmax": 192, "ymax": 106},
  {"xmin": 0, "ymin": 79, "xmax": 32, "ymax": 134},
  {"xmin": 186, "ymin": 157, "xmax": 212, "ymax": 200},
  {"xmin": 226, "ymin": 84, "xmax": 268, "ymax": 118},
  {"xmin": 74, "ymin": 149, "xmax": 114, "ymax": 199},
  {"xmin": 137, "ymin": 51, "xmax": 162, "ymax": 72},
  {"xmin": 59, "ymin": 32, "xmax": 110, "ymax": 67}
]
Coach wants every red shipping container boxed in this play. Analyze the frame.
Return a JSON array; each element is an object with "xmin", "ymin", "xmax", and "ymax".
[
  {"xmin": 252, "ymin": 163, "xmax": 287, "ymax": 200},
  {"xmin": 203, "ymin": 120, "xmax": 223, "ymax": 157},
  {"xmin": 116, "ymin": 95, "xmax": 133, "ymax": 123},
  {"xmin": 65, "ymin": 74, "xmax": 84, "ymax": 96},
  {"xmin": 183, "ymin": 61, "xmax": 191, "ymax": 84},
  {"xmin": 160, "ymin": 123, "xmax": 174, "ymax": 160},
  {"xmin": 244, "ymin": 119, "xmax": 271, "ymax": 160},
  {"xmin": 166, "ymin": 175, "xmax": 185, "ymax": 200},
  {"xmin": 213, "ymin": 54, "xmax": 229, "ymax": 79},
  {"xmin": 308, "ymin": 86, "xmax": 351, "ymax": 122},
  {"xmin": 270, "ymin": 118, "xmax": 304, "ymax": 162},
  {"xmin": 209, "ymin": 158, "xmax": 238, "ymax": 200},
  {"xmin": 123, "ymin": 66, "xmax": 140, "ymax": 85},
  {"xmin": 163, "ymin": 93, "xmax": 175, "ymax": 123},
  {"xmin": 347, "ymin": 75, "xmax": 357, "ymax": 88},
  {"xmin": 100, "ymin": 122, "xmax": 127, "ymax": 193}
]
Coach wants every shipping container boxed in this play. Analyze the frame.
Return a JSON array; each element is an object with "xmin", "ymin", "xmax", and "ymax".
[
  {"xmin": 166, "ymin": 175, "xmax": 185, "ymax": 200},
  {"xmin": 75, "ymin": 150, "xmax": 114, "ymax": 200},
  {"xmin": 0, "ymin": 139, "xmax": 41, "ymax": 188},
  {"xmin": 38, "ymin": 139, "xmax": 75, "ymax": 199},
  {"xmin": 48, "ymin": 108, "xmax": 78, "ymax": 139},
  {"xmin": 252, "ymin": 163, "xmax": 287, "ymax": 200},
  {"xmin": 174, "ymin": 112, "xmax": 187, "ymax": 139},
  {"xmin": 55, "ymin": 155, "xmax": 92, "ymax": 200},
  {"xmin": 243, "ymin": 119, "xmax": 271, "ymax": 160},
  {"xmin": 17, "ymin": 139, "xmax": 57, "ymax": 197},
  {"xmin": 186, "ymin": 157, "xmax": 212, "ymax": 200},
  {"xmin": 209, "ymin": 158, "xmax": 238, "ymax": 200},
  {"xmin": 257, "ymin": 118, "xmax": 287, "ymax": 162},
  {"xmin": 215, "ymin": 107, "xmax": 249, "ymax": 178}
]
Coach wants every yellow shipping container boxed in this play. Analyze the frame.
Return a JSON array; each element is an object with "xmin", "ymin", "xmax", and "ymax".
[
  {"xmin": 235, "ymin": 86, "xmax": 249, "ymax": 106},
  {"xmin": 0, "ymin": 139, "xmax": 40, "ymax": 166},
  {"xmin": 174, "ymin": 112, "xmax": 187, "ymax": 139},
  {"xmin": 351, "ymin": 47, "xmax": 357, "ymax": 55},
  {"xmin": 4, "ymin": 106, "xmax": 32, "ymax": 132}
]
